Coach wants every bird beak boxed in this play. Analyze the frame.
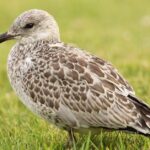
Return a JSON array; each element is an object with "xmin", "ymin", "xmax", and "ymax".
[{"xmin": 0, "ymin": 32, "xmax": 14, "ymax": 43}]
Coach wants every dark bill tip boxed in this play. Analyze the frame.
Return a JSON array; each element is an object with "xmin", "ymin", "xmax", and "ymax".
[{"xmin": 0, "ymin": 32, "xmax": 14, "ymax": 43}]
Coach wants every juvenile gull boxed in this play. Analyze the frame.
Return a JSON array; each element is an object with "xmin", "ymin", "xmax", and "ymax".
[{"xmin": 1, "ymin": 9, "xmax": 150, "ymax": 145}]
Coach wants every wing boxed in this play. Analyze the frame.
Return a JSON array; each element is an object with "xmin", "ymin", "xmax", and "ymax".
[
  {"xmin": 21, "ymin": 43, "xmax": 139, "ymax": 129},
  {"xmin": 56, "ymin": 47, "xmax": 138, "ymax": 129},
  {"xmin": 91, "ymin": 55, "xmax": 135, "ymax": 95}
]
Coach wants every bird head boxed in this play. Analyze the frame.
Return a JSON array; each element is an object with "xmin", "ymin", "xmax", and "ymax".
[{"xmin": 0, "ymin": 9, "xmax": 60, "ymax": 43}]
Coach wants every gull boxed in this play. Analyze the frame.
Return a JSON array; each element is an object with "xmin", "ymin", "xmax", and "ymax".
[{"xmin": 0, "ymin": 9, "xmax": 150, "ymax": 146}]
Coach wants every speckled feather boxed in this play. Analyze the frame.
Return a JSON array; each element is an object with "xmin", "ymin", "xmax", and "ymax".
[
  {"xmin": 7, "ymin": 40, "xmax": 147, "ymax": 132},
  {"xmin": 5, "ymin": 9, "xmax": 150, "ymax": 136}
]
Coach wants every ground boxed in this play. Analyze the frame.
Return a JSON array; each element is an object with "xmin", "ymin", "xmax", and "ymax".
[{"xmin": 0, "ymin": 0, "xmax": 150, "ymax": 149}]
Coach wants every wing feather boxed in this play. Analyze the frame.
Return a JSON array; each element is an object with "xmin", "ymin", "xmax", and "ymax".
[{"xmin": 21, "ymin": 43, "xmax": 139, "ymax": 130}]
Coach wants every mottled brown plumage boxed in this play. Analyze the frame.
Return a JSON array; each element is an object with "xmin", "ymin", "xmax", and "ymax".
[{"xmin": 1, "ymin": 9, "xmax": 150, "ymax": 146}]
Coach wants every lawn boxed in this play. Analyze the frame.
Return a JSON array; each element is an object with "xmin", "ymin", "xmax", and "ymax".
[{"xmin": 0, "ymin": 0, "xmax": 150, "ymax": 149}]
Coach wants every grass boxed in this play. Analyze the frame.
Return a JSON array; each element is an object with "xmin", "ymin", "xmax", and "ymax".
[{"xmin": 0, "ymin": 0, "xmax": 150, "ymax": 149}]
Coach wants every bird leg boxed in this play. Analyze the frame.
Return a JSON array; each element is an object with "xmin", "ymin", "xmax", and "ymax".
[{"xmin": 65, "ymin": 128, "xmax": 76, "ymax": 149}]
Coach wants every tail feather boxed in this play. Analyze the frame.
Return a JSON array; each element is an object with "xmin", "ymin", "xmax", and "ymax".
[{"xmin": 128, "ymin": 94, "xmax": 150, "ymax": 136}]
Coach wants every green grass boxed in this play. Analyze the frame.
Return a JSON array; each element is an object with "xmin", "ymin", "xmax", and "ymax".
[{"xmin": 1, "ymin": 0, "xmax": 150, "ymax": 149}]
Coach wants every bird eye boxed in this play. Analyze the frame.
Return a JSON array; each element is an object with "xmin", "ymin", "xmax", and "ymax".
[{"xmin": 23, "ymin": 23, "xmax": 34, "ymax": 29}]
